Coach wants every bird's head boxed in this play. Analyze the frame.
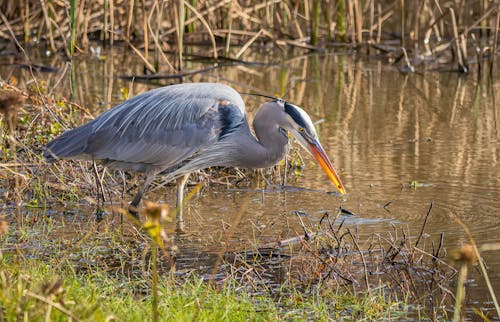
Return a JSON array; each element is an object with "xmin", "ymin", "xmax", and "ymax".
[{"xmin": 277, "ymin": 100, "xmax": 347, "ymax": 195}]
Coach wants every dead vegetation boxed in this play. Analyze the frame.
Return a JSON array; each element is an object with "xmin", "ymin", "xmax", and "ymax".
[
  {"xmin": 0, "ymin": 1, "xmax": 499, "ymax": 74},
  {"xmin": 219, "ymin": 207, "xmax": 456, "ymax": 320},
  {"xmin": 2, "ymin": 196, "xmax": 498, "ymax": 320}
]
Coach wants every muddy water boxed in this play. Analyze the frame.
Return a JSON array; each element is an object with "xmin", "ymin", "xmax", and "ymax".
[
  {"xmin": 2, "ymin": 50, "xmax": 500, "ymax": 304},
  {"xmin": 172, "ymin": 56, "xmax": 500, "ymax": 303}
]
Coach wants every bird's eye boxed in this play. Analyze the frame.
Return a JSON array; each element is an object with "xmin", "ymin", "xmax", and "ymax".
[{"xmin": 298, "ymin": 127, "xmax": 305, "ymax": 133}]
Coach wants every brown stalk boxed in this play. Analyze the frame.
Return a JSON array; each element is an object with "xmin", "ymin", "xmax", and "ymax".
[
  {"xmin": 347, "ymin": 0, "xmax": 355, "ymax": 46},
  {"xmin": 462, "ymin": 4, "xmax": 499, "ymax": 36},
  {"xmin": 123, "ymin": 38, "xmax": 156, "ymax": 72},
  {"xmin": 231, "ymin": 4, "xmax": 264, "ymax": 26},
  {"xmin": 184, "ymin": 1, "xmax": 218, "ymax": 60},
  {"xmin": 103, "ymin": 0, "xmax": 108, "ymax": 45},
  {"xmin": 109, "ymin": 0, "xmax": 114, "ymax": 46},
  {"xmin": 347, "ymin": 228, "xmax": 370, "ymax": 294},
  {"xmin": 174, "ymin": 0, "xmax": 185, "ymax": 70},
  {"xmin": 225, "ymin": 0, "xmax": 234, "ymax": 56},
  {"xmin": 22, "ymin": 0, "xmax": 30, "ymax": 43},
  {"xmin": 165, "ymin": 0, "xmax": 232, "ymax": 35},
  {"xmin": 303, "ymin": 0, "xmax": 310, "ymax": 21},
  {"xmin": 490, "ymin": 3, "xmax": 499, "ymax": 76},
  {"xmin": 81, "ymin": 0, "xmax": 90, "ymax": 49},
  {"xmin": 235, "ymin": 29, "xmax": 263, "ymax": 59},
  {"xmin": 423, "ymin": 4, "xmax": 445, "ymax": 54},
  {"xmin": 242, "ymin": 0, "xmax": 279, "ymax": 16},
  {"xmin": 377, "ymin": 3, "xmax": 382, "ymax": 43},
  {"xmin": 141, "ymin": 0, "xmax": 149, "ymax": 63},
  {"xmin": 39, "ymin": 0, "xmax": 56, "ymax": 52},
  {"xmin": 310, "ymin": 0, "xmax": 319, "ymax": 46},
  {"xmin": 411, "ymin": 0, "xmax": 424, "ymax": 48},
  {"xmin": 126, "ymin": 0, "xmax": 134, "ymax": 46},
  {"xmin": 413, "ymin": 202, "xmax": 433, "ymax": 251},
  {"xmin": 146, "ymin": 13, "xmax": 175, "ymax": 72},
  {"xmin": 77, "ymin": 0, "xmax": 88, "ymax": 50},
  {"xmin": 153, "ymin": 0, "xmax": 162, "ymax": 71},
  {"xmin": 353, "ymin": 0, "xmax": 362, "ymax": 44},
  {"xmin": 449, "ymin": 7, "xmax": 468, "ymax": 72},
  {"xmin": 369, "ymin": 0, "xmax": 374, "ymax": 43},
  {"xmin": 275, "ymin": 38, "xmax": 320, "ymax": 50},
  {"xmin": 400, "ymin": 0, "xmax": 405, "ymax": 47},
  {"xmin": 214, "ymin": 28, "xmax": 270, "ymax": 38}
]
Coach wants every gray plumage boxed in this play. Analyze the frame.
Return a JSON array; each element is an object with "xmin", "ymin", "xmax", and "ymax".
[{"xmin": 44, "ymin": 82, "xmax": 346, "ymax": 225}]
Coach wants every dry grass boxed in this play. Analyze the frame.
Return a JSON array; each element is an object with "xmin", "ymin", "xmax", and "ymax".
[
  {"xmin": 0, "ymin": 1, "xmax": 499, "ymax": 73},
  {"xmin": 216, "ymin": 207, "xmax": 457, "ymax": 320}
]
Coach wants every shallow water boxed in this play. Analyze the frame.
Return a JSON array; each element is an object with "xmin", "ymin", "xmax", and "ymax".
[{"xmin": 1, "ymin": 48, "xmax": 499, "ymax": 313}]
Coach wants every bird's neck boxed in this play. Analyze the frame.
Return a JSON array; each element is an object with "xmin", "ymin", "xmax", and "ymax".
[{"xmin": 233, "ymin": 111, "xmax": 289, "ymax": 169}]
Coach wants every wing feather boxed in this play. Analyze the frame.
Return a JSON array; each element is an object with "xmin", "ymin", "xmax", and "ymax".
[{"xmin": 45, "ymin": 83, "xmax": 246, "ymax": 173}]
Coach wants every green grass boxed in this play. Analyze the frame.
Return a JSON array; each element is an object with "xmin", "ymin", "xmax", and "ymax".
[
  {"xmin": 0, "ymin": 255, "xmax": 410, "ymax": 321},
  {"xmin": 0, "ymin": 259, "xmax": 276, "ymax": 321}
]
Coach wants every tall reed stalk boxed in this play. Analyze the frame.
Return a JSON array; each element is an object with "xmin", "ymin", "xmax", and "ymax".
[
  {"xmin": 336, "ymin": 0, "xmax": 347, "ymax": 42},
  {"xmin": 103, "ymin": 0, "xmax": 109, "ymax": 46},
  {"xmin": 353, "ymin": 0, "xmax": 362, "ymax": 44},
  {"xmin": 141, "ymin": 0, "xmax": 149, "ymax": 66},
  {"xmin": 311, "ymin": 0, "xmax": 320, "ymax": 46},
  {"xmin": 68, "ymin": 0, "xmax": 76, "ymax": 56},
  {"xmin": 176, "ymin": 0, "xmax": 185, "ymax": 70},
  {"xmin": 400, "ymin": 0, "xmax": 405, "ymax": 47},
  {"xmin": 187, "ymin": 0, "xmax": 196, "ymax": 33},
  {"xmin": 22, "ymin": 0, "xmax": 30, "ymax": 44},
  {"xmin": 109, "ymin": 0, "xmax": 115, "ymax": 46},
  {"xmin": 490, "ymin": 5, "xmax": 499, "ymax": 76}
]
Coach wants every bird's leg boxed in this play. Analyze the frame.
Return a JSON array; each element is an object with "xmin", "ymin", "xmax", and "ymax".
[
  {"xmin": 92, "ymin": 162, "xmax": 106, "ymax": 220},
  {"xmin": 128, "ymin": 175, "xmax": 154, "ymax": 218},
  {"xmin": 175, "ymin": 173, "xmax": 190, "ymax": 233}
]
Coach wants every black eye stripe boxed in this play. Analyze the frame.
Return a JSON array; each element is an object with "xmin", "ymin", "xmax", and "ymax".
[{"xmin": 283, "ymin": 102, "xmax": 308, "ymax": 129}]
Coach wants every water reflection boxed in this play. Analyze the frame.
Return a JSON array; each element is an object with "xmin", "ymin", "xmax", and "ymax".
[{"xmin": 1, "ymin": 48, "xmax": 499, "ymax": 301}]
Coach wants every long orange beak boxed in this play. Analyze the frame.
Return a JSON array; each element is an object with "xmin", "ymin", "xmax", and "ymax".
[{"xmin": 309, "ymin": 140, "xmax": 346, "ymax": 194}]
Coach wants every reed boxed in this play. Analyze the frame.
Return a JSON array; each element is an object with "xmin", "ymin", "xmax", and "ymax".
[
  {"xmin": 103, "ymin": 0, "xmax": 109, "ymax": 45},
  {"xmin": 310, "ymin": 0, "xmax": 320, "ymax": 46},
  {"xmin": 400, "ymin": 0, "xmax": 405, "ymax": 47},
  {"xmin": 176, "ymin": 0, "xmax": 185, "ymax": 70},
  {"xmin": 491, "ymin": 6, "xmax": 500, "ymax": 76},
  {"xmin": 335, "ymin": 0, "xmax": 347, "ymax": 42},
  {"xmin": 0, "ymin": 1, "xmax": 497, "ymax": 71},
  {"xmin": 68, "ymin": 0, "xmax": 76, "ymax": 56},
  {"xmin": 353, "ymin": 0, "xmax": 362, "ymax": 45}
]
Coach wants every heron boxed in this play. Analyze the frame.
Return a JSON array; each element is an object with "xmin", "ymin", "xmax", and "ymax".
[{"xmin": 44, "ymin": 83, "xmax": 346, "ymax": 227}]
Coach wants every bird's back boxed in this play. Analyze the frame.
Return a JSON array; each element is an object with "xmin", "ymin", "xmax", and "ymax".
[{"xmin": 44, "ymin": 83, "xmax": 246, "ymax": 173}]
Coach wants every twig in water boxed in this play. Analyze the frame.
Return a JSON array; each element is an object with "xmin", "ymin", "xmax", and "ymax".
[
  {"xmin": 383, "ymin": 200, "xmax": 393, "ymax": 211},
  {"xmin": 449, "ymin": 8, "xmax": 468, "ymax": 73},
  {"xmin": 414, "ymin": 201, "xmax": 433, "ymax": 250},
  {"xmin": 295, "ymin": 211, "xmax": 311, "ymax": 241},
  {"xmin": 347, "ymin": 228, "xmax": 370, "ymax": 294}
]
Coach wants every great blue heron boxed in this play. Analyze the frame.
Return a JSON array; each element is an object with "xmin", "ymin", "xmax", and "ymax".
[{"xmin": 44, "ymin": 83, "xmax": 346, "ymax": 226}]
